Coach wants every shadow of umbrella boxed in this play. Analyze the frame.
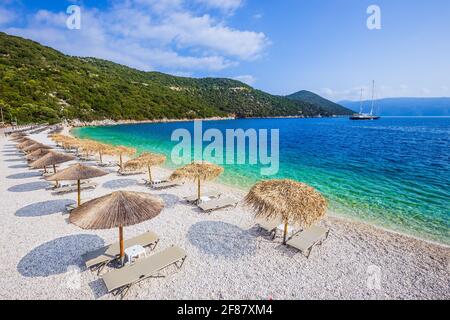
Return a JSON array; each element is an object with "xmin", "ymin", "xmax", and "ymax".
[
  {"xmin": 102, "ymin": 178, "xmax": 137, "ymax": 190},
  {"xmin": 4, "ymin": 158, "xmax": 25, "ymax": 162},
  {"xmin": 17, "ymin": 234, "xmax": 105, "ymax": 277},
  {"xmin": 7, "ymin": 171, "xmax": 42, "ymax": 179},
  {"xmin": 8, "ymin": 181, "xmax": 52, "ymax": 192},
  {"xmin": 15, "ymin": 199, "xmax": 76, "ymax": 217},
  {"xmin": 8, "ymin": 164, "xmax": 29, "ymax": 169},
  {"xmin": 187, "ymin": 221, "xmax": 257, "ymax": 259},
  {"xmin": 158, "ymin": 193, "xmax": 180, "ymax": 209}
]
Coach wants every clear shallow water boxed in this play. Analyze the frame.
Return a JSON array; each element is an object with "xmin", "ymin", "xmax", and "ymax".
[{"xmin": 73, "ymin": 117, "xmax": 450, "ymax": 244}]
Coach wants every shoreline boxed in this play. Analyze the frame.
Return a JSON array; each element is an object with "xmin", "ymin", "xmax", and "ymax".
[
  {"xmin": 68, "ymin": 125, "xmax": 450, "ymax": 249},
  {"xmin": 0, "ymin": 129, "xmax": 448, "ymax": 299}
]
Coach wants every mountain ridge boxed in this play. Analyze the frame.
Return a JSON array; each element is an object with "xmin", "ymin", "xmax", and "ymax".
[
  {"xmin": 287, "ymin": 90, "xmax": 354, "ymax": 115},
  {"xmin": 0, "ymin": 32, "xmax": 353, "ymax": 124}
]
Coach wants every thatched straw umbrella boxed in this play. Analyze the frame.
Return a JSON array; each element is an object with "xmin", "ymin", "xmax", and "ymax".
[
  {"xmin": 11, "ymin": 136, "xmax": 28, "ymax": 142},
  {"xmin": 46, "ymin": 164, "xmax": 108, "ymax": 206},
  {"xmin": 17, "ymin": 140, "xmax": 37, "ymax": 149},
  {"xmin": 26, "ymin": 148, "xmax": 51, "ymax": 162},
  {"xmin": 112, "ymin": 146, "xmax": 137, "ymax": 170},
  {"xmin": 70, "ymin": 191, "xmax": 164, "ymax": 263},
  {"xmin": 170, "ymin": 161, "xmax": 224, "ymax": 202},
  {"xmin": 123, "ymin": 152, "xmax": 166, "ymax": 182},
  {"xmin": 244, "ymin": 179, "xmax": 327, "ymax": 244},
  {"xmin": 23, "ymin": 143, "xmax": 52, "ymax": 153},
  {"xmin": 93, "ymin": 142, "xmax": 115, "ymax": 164},
  {"xmin": 10, "ymin": 132, "xmax": 27, "ymax": 138},
  {"xmin": 31, "ymin": 151, "xmax": 76, "ymax": 173}
]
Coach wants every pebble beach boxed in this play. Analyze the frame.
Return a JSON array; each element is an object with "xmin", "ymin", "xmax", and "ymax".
[{"xmin": 0, "ymin": 128, "xmax": 449, "ymax": 300}]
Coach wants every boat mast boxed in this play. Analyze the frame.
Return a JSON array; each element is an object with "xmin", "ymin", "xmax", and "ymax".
[{"xmin": 370, "ymin": 80, "xmax": 375, "ymax": 116}]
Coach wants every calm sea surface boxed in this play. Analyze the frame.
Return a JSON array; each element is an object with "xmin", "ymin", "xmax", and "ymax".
[{"xmin": 73, "ymin": 117, "xmax": 450, "ymax": 244}]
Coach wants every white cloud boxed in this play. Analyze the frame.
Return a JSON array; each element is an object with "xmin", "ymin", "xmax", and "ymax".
[
  {"xmin": 0, "ymin": 1, "xmax": 268, "ymax": 73},
  {"xmin": 233, "ymin": 74, "xmax": 256, "ymax": 85},
  {"xmin": 195, "ymin": 0, "xmax": 242, "ymax": 11}
]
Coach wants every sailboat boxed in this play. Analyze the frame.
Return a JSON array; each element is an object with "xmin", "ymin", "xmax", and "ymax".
[{"xmin": 350, "ymin": 81, "xmax": 380, "ymax": 120}]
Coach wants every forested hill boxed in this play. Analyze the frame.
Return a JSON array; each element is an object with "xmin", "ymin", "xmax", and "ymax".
[
  {"xmin": 0, "ymin": 32, "xmax": 351, "ymax": 124},
  {"xmin": 287, "ymin": 90, "xmax": 354, "ymax": 116}
]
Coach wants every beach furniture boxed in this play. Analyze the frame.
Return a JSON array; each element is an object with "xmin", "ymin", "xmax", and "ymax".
[
  {"xmin": 83, "ymin": 231, "xmax": 160, "ymax": 274},
  {"xmin": 256, "ymin": 218, "xmax": 283, "ymax": 239},
  {"xmin": 148, "ymin": 180, "xmax": 180, "ymax": 190},
  {"xmin": 197, "ymin": 197, "xmax": 238, "ymax": 213},
  {"xmin": 101, "ymin": 245, "xmax": 187, "ymax": 298},
  {"xmin": 97, "ymin": 161, "xmax": 118, "ymax": 168},
  {"xmin": 53, "ymin": 182, "xmax": 97, "ymax": 194},
  {"xmin": 118, "ymin": 169, "xmax": 145, "ymax": 176},
  {"xmin": 286, "ymin": 225, "xmax": 329, "ymax": 258},
  {"xmin": 47, "ymin": 180, "xmax": 92, "ymax": 191},
  {"xmin": 78, "ymin": 155, "xmax": 96, "ymax": 161},
  {"xmin": 184, "ymin": 192, "xmax": 221, "ymax": 204}
]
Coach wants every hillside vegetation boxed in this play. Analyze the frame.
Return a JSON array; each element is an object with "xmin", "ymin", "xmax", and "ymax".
[{"xmin": 0, "ymin": 32, "xmax": 353, "ymax": 124}]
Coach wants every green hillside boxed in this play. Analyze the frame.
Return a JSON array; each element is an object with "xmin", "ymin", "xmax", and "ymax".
[
  {"xmin": 287, "ymin": 90, "xmax": 354, "ymax": 115},
  {"xmin": 0, "ymin": 32, "xmax": 351, "ymax": 124}
]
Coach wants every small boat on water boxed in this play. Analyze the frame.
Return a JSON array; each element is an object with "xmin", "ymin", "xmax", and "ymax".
[
  {"xmin": 349, "ymin": 114, "xmax": 380, "ymax": 120},
  {"xmin": 350, "ymin": 81, "xmax": 380, "ymax": 121}
]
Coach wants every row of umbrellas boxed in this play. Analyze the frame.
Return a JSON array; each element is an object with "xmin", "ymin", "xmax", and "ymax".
[
  {"xmin": 12, "ymin": 131, "xmax": 328, "ymax": 261},
  {"xmin": 50, "ymin": 134, "xmax": 136, "ymax": 169}
]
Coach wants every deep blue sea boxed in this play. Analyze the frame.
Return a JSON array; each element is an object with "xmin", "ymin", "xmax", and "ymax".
[{"xmin": 74, "ymin": 117, "xmax": 450, "ymax": 244}]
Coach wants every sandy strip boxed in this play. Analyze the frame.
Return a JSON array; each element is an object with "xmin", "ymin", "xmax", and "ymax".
[{"xmin": 0, "ymin": 130, "xmax": 448, "ymax": 300}]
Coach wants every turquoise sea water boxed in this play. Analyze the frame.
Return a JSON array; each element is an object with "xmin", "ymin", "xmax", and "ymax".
[{"xmin": 73, "ymin": 117, "xmax": 450, "ymax": 244}]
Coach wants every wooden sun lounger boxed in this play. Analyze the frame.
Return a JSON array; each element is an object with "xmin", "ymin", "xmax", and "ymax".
[
  {"xmin": 197, "ymin": 197, "xmax": 238, "ymax": 213},
  {"xmin": 52, "ymin": 182, "xmax": 97, "ymax": 194},
  {"xmin": 97, "ymin": 161, "xmax": 118, "ymax": 168},
  {"xmin": 46, "ymin": 180, "xmax": 92, "ymax": 191},
  {"xmin": 83, "ymin": 231, "xmax": 160, "ymax": 274},
  {"xmin": 184, "ymin": 192, "xmax": 221, "ymax": 204},
  {"xmin": 286, "ymin": 225, "xmax": 329, "ymax": 258},
  {"xmin": 256, "ymin": 218, "xmax": 282, "ymax": 239},
  {"xmin": 101, "ymin": 246, "xmax": 187, "ymax": 298},
  {"xmin": 118, "ymin": 170, "xmax": 145, "ymax": 176},
  {"xmin": 78, "ymin": 155, "xmax": 96, "ymax": 161},
  {"xmin": 149, "ymin": 181, "xmax": 180, "ymax": 190}
]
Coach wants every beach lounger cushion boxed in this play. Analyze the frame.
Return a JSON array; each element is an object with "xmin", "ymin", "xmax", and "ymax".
[
  {"xmin": 118, "ymin": 170, "xmax": 145, "ymax": 176},
  {"xmin": 197, "ymin": 197, "xmax": 238, "ymax": 212},
  {"xmin": 102, "ymin": 246, "xmax": 187, "ymax": 297},
  {"xmin": 256, "ymin": 218, "xmax": 283, "ymax": 238},
  {"xmin": 53, "ymin": 182, "xmax": 97, "ymax": 194},
  {"xmin": 83, "ymin": 231, "xmax": 160, "ymax": 270},
  {"xmin": 150, "ymin": 181, "xmax": 180, "ymax": 190},
  {"xmin": 286, "ymin": 225, "xmax": 329, "ymax": 258},
  {"xmin": 184, "ymin": 192, "xmax": 221, "ymax": 204}
]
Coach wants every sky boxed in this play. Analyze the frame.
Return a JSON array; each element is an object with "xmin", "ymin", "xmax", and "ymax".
[{"xmin": 0, "ymin": 0, "xmax": 449, "ymax": 101}]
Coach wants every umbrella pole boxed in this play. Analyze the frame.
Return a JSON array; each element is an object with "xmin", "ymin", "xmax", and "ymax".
[
  {"xmin": 119, "ymin": 226, "xmax": 124, "ymax": 265},
  {"xmin": 148, "ymin": 165, "xmax": 152, "ymax": 183},
  {"xmin": 119, "ymin": 154, "xmax": 123, "ymax": 170},
  {"xmin": 53, "ymin": 164, "xmax": 59, "ymax": 188},
  {"xmin": 283, "ymin": 220, "xmax": 288, "ymax": 245},
  {"xmin": 197, "ymin": 176, "xmax": 201, "ymax": 201},
  {"xmin": 99, "ymin": 151, "xmax": 103, "ymax": 164},
  {"xmin": 77, "ymin": 180, "xmax": 81, "ymax": 206}
]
